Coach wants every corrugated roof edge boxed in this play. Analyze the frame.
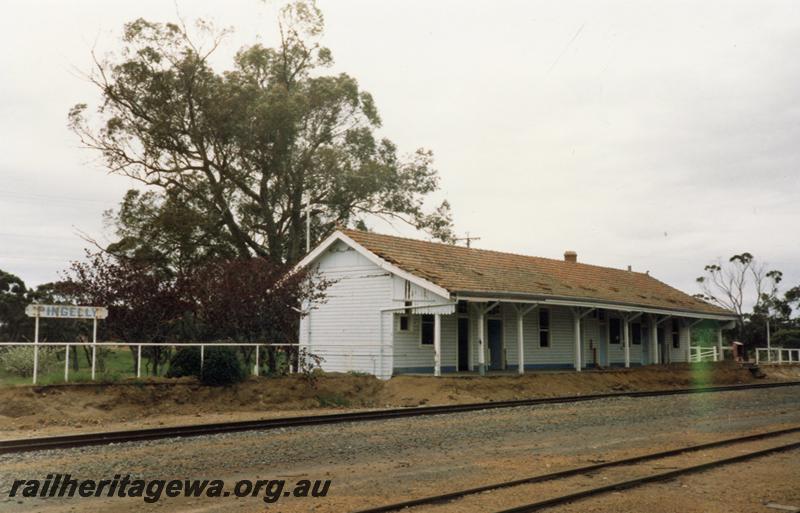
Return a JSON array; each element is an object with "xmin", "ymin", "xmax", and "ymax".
[{"xmin": 454, "ymin": 290, "xmax": 737, "ymax": 320}]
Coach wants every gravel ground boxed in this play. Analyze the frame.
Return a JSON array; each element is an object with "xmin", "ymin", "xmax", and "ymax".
[{"xmin": 0, "ymin": 385, "xmax": 798, "ymax": 513}]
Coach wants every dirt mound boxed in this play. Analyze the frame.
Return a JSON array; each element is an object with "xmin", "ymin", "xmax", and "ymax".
[
  {"xmin": 0, "ymin": 362, "xmax": 790, "ymax": 437},
  {"xmin": 378, "ymin": 362, "xmax": 758, "ymax": 406}
]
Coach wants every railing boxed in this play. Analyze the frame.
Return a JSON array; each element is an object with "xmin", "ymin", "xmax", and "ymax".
[
  {"xmin": 689, "ymin": 345, "xmax": 720, "ymax": 362},
  {"xmin": 0, "ymin": 342, "xmax": 299, "ymax": 384},
  {"xmin": 755, "ymin": 347, "xmax": 800, "ymax": 365},
  {"xmin": 0, "ymin": 341, "xmax": 400, "ymax": 384}
]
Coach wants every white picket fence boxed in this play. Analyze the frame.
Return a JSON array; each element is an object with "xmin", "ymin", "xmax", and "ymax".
[
  {"xmin": 689, "ymin": 345, "xmax": 721, "ymax": 362},
  {"xmin": 755, "ymin": 347, "xmax": 800, "ymax": 365}
]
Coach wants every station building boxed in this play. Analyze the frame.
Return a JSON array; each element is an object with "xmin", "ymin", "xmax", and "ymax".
[{"xmin": 295, "ymin": 229, "xmax": 736, "ymax": 379}]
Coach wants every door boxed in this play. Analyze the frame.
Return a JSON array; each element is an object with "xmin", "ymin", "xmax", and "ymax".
[
  {"xmin": 458, "ymin": 317, "xmax": 470, "ymax": 371},
  {"xmin": 642, "ymin": 327, "xmax": 649, "ymax": 364},
  {"xmin": 595, "ymin": 320, "xmax": 607, "ymax": 367},
  {"xmin": 488, "ymin": 319, "xmax": 504, "ymax": 370}
]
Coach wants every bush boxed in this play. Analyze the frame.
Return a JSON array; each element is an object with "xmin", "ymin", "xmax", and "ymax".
[
  {"xmin": 773, "ymin": 329, "xmax": 800, "ymax": 349},
  {"xmin": 0, "ymin": 346, "xmax": 58, "ymax": 377},
  {"xmin": 166, "ymin": 347, "xmax": 202, "ymax": 378},
  {"xmin": 200, "ymin": 347, "xmax": 245, "ymax": 386}
]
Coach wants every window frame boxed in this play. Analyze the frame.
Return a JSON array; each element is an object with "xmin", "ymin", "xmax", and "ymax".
[
  {"xmin": 609, "ymin": 317, "xmax": 622, "ymax": 345},
  {"xmin": 420, "ymin": 314, "xmax": 435, "ymax": 346},
  {"xmin": 398, "ymin": 301, "xmax": 412, "ymax": 332},
  {"xmin": 671, "ymin": 319, "xmax": 680, "ymax": 349},
  {"xmin": 632, "ymin": 322, "xmax": 642, "ymax": 345},
  {"xmin": 538, "ymin": 308, "xmax": 550, "ymax": 348}
]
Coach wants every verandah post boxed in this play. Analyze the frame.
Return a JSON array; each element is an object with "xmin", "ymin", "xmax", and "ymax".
[
  {"xmin": 477, "ymin": 306, "xmax": 486, "ymax": 376},
  {"xmin": 433, "ymin": 314, "xmax": 442, "ymax": 376},
  {"xmin": 517, "ymin": 311, "xmax": 524, "ymax": 375},
  {"xmin": 623, "ymin": 316, "xmax": 630, "ymax": 368},
  {"xmin": 573, "ymin": 310, "xmax": 582, "ymax": 371},
  {"xmin": 650, "ymin": 317, "xmax": 659, "ymax": 365}
]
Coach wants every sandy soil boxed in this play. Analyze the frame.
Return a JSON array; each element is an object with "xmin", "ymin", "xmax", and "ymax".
[
  {"xmin": 2, "ymin": 362, "xmax": 796, "ymax": 439},
  {"xmin": 551, "ymin": 448, "xmax": 800, "ymax": 513},
  {"xmin": 0, "ymin": 385, "xmax": 798, "ymax": 513}
]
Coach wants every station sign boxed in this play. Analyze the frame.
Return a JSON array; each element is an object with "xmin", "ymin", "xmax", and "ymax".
[{"xmin": 25, "ymin": 304, "xmax": 109, "ymax": 320}]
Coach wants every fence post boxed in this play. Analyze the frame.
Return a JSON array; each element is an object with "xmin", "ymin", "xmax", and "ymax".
[
  {"xmin": 91, "ymin": 318, "xmax": 97, "ymax": 380},
  {"xmin": 200, "ymin": 344, "xmax": 204, "ymax": 376},
  {"xmin": 778, "ymin": 349, "xmax": 783, "ymax": 364},
  {"xmin": 254, "ymin": 345, "xmax": 259, "ymax": 376},
  {"xmin": 32, "ymin": 316, "xmax": 39, "ymax": 385},
  {"xmin": 755, "ymin": 349, "xmax": 760, "ymax": 365},
  {"xmin": 137, "ymin": 344, "xmax": 142, "ymax": 378},
  {"xmin": 64, "ymin": 344, "xmax": 70, "ymax": 382},
  {"xmin": 713, "ymin": 346, "xmax": 718, "ymax": 362}
]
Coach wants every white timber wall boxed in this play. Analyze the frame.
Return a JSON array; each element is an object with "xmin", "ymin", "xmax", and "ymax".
[
  {"xmin": 299, "ymin": 240, "xmax": 394, "ymax": 378},
  {"xmin": 669, "ymin": 324, "xmax": 691, "ymax": 363},
  {"xmin": 389, "ymin": 275, "xmax": 452, "ymax": 372},
  {"xmin": 489, "ymin": 304, "xmax": 577, "ymax": 370},
  {"xmin": 301, "ymin": 239, "xmax": 702, "ymax": 376}
]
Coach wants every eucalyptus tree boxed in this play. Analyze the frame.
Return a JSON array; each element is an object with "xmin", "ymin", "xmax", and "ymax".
[{"xmin": 70, "ymin": 1, "xmax": 453, "ymax": 264}]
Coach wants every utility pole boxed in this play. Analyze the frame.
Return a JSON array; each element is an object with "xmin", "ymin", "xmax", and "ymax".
[
  {"xmin": 766, "ymin": 317, "xmax": 771, "ymax": 356},
  {"xmin": 305, "ymin": 197, "xmax": 311, "ymax": 254},
  {"xmin": 454, "ymin": 231, "xmax": 481, "ymax": 248}
]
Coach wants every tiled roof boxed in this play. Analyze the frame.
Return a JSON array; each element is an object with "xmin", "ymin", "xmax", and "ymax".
[{"xmin": 342, "ymin": 229, "xmax": 733, "ymax": 317}]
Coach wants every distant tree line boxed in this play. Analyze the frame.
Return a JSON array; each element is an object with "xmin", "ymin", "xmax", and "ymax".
[{"xmin": 696, "ymin": 252, "xmax": 800, "ymax": 351}]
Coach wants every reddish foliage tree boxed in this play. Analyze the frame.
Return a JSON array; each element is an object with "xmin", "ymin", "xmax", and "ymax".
[
  {"xmin": 60, "ymin": 252, "xmax": 328, "ymax": 375},
  {"xmin": 188, "ymin": 258, "xmax": 329, "ymax": 371},
  {"xmin": 60, "ymin": 252, "xmax": 191, "ymax": 375}
]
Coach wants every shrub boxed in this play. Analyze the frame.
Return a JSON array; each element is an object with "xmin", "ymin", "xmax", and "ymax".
[
  {"xmin": 166, "ymin": 347, "xmax": 202, "ymax": 378},
  {"xmin": 773, "ymin": 329, "xmax": 800, "ymax": 349},
  {"xmin": 200, "ymin": 347, "xmax": 245, "ymax": 386},
  {"xmin": 0, "ymin": 346, "xmax": 58, "ymax": 377},
  {"xmin": 316, "ymin": 392, "xmax": 351, "ymax": 408}
]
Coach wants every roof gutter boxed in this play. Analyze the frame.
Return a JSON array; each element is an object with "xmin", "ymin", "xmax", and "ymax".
[{"xmin": 454, "ymin": 290, "xmax": 737, "ymax": 321}]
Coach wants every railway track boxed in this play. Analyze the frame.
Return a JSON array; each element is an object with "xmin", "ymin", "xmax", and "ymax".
[
  {"xmin": 1, "ymin": 380, "xmax": 798, "ymax": 455},
  {"xmin": 355, "ymin": 425, "xmax": 800, "ymax": 513}
]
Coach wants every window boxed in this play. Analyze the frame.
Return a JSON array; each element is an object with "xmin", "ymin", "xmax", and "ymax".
[
  {"xmin": 672, "ymin": 319, "xmax": 680, "ymax": 348},
  {"xmin": 487, "ymin": 303, "xmax": 501, "ymax": 316},
  {"xmin": 420, "ymin": 314, "xmax": 434, "ymax": 345},
  {"xmin": 457, "ymin": 300, "xmax": 468, "ymax": 315},
  {"xmin": 598, "ymin": 310, "xmax": 606, "ymax": 321},
  {"xmin": 632, "ymin": 322, "xmax": 642, "ymax": 345},
  {"xmin": 609, "ymin": 318, "xmax": 621, "ymax": 344},
  {"xmin": 398, "ymin": 301, "xmax": 412, "ymax": 331},
  {"xmin": 539, "ymin": 309, "xmax": 550, "ymax": 347}
]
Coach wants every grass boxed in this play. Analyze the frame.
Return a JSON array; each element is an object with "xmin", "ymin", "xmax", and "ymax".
[
  {"xmin": 0, "ymin": 345, "xmax": 289, "ymax": 386},
  {"xmin": 315, "ymin": 392, "xmax": 352, "ymax": 408},
  {"xmin": 0, "ymin": 348, "xmax": 140, "ymax": 386}
]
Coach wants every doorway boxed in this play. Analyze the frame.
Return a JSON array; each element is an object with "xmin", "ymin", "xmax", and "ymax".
[
  {"xmin": 458, "ymin": 317, "xmax": 470, "ymax": 371},
  {"xmin": 488, "ymin": 319, "xmax": 504, "ymax": 370}
]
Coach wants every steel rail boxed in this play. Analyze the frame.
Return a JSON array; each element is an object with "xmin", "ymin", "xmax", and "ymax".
[
  {"xmin": 495, "ymin": 439, "xmax": 800, "ymax": 513},
  {"xmin": 353, "ymin": 425, "xmax": 800, "ymax": 513},
  {"xmin": 1, "ymin": 381, "xmax": 798, "ymax": 455}
]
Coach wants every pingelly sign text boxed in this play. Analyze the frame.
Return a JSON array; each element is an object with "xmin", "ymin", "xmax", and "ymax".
[{"xmin": 25, "ymin": 304, "xmax": 109, "ymax": 320}]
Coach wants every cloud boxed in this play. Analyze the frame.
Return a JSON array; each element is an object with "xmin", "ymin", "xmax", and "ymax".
[{"xmin": 0, "ymin": 0, "xmax": 797, "ymax": 306}]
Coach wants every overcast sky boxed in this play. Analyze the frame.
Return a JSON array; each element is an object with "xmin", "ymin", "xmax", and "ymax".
[{"xmin": 1, "ymin": 0, "xmax": 798, "ymax": 303}]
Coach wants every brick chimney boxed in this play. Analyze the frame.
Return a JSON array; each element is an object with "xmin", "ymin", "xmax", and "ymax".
[{"xmin": 564, "ymin": 250, "xmax": 577, "ymax": 263}]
